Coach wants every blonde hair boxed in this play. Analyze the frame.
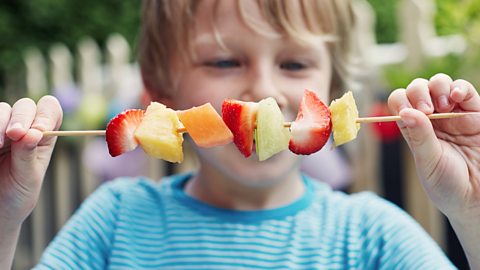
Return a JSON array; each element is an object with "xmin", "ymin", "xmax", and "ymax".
[{"xmin": 139, "ymin": 0, "xmax": 357, "ymax": 101}]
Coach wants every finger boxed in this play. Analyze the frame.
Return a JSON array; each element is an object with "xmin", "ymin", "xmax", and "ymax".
[
  {"xmin": 31, "ymin": 96, "xmax": 62, "ymax": 163},
  {"xmin": 450, "ymin": 79, "xmax": 480, "ymax": 111},
  {"xmin": 32, "ymin": 96, "xmax": 63, "ymax": 146},
  {"xmin": 428, "ymin": 73, "xmax": 454, "ymax": 112},
  {"xmin": 398, "ymin": 108, "xmax": 442, "ymax": 176},
  {"xmin": 406, "ymin": 78, "xmax": 434, "ymax": 114},
  {"xmin": 387, "ymin": 88, "xmax": 412, "ymax": 114},
  {"xmin": 6, "ymin": 98, "xmax": 37, "ymax": 142},
  {"xmin": 10, "ymin": 128, "xmax": 44, "ymax": 183},
  {"xmin": 0, "ymin": 102, "xmax": 12, "ymax": 148},
  {"xmin": 388, "ymin": 89, "xmax": 417, "ymax": 140}
]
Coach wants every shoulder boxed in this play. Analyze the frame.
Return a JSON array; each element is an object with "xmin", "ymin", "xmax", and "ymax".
[
  {"xmin": 99, "ymin": 172, "xmax": 193, "ymax": 208},
  {"xmin": 67, "ymin": 174, "xmax": 187, "ymax": 226},
  {"xmin": 35, "ymin": 174, "xmax": 189, "ymax": 269},
  {"xmin": 308, "ymin": 179, "xmax": 390, "ymax": 216},
  {"xmin": 309, "ymin": 182, "xmax": 431, "ymax": 240},
  {"xmin": 306, "ymin": 179, "xmax": 454, "ymax": 268},
  {"xmin": 351, "ymin": 192, "xmax": 455, "ymax": 268},
  {"xmin": 309, "ymin": 179, "xmax": 410, "ymax": 222},
  {"xmin": 95, "ymin": 173, "xmax": 185, "ymax": 202}
]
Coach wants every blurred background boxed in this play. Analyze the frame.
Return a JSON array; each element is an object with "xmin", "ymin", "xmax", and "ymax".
[{"xmin": 1, "ymin": 0, "xmax": 479, "ymax": 269}]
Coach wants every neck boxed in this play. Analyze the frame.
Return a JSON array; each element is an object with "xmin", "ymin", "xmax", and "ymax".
[{"xmin": 185, "ymin": 162, "xmax": 305, "ymax": 210}]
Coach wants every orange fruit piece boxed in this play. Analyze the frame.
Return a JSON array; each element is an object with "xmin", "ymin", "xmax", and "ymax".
[{"xmin": 177, "ymin": 103, "xmax": 233, "ymax": 148}]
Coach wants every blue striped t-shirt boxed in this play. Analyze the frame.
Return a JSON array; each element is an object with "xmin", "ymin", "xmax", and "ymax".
[{"xmin": 35, "ymin": 173, "xmax": 456, "ymax": 269}]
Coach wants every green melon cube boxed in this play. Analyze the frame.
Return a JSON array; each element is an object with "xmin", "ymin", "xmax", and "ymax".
[{"xmin": 255, "ymin": 97, "xmax": 291, "ymax": 161}]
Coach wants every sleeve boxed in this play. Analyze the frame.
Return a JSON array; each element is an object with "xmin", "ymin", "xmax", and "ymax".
[
  {"xmin": 355, "ymin": 193, "xmax": 457, "ymax": 270},
  {"xmin": 33, "ymin": 180, "xmax": 124, "ymax": 270}
]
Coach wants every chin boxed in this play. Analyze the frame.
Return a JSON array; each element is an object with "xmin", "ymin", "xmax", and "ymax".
[{"xmin": 195, "ymin": 144, "xmax": 303, "ymax": 188}]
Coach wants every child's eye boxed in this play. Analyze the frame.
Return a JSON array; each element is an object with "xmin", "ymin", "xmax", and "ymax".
[
  {"xmin": 280, "ymin": 61, "xmax": 307, "ymax": 71},
  {"xmin": 205, "ymin": 59, "xmax": 241, "ymax": 69}
]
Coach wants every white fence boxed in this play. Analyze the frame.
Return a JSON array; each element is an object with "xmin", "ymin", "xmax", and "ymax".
[{"xmin": 11, "ymin": 0, "xmax": 467, "ymax": 269}]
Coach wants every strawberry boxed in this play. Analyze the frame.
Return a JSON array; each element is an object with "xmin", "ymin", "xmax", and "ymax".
[
  {"xmin": 106, "ymin": 109, "xmax": 145, "ymax": 157},
  {"xmin": 222, "ymin": 99, "xmax": 259, "ymax": 157},
  {"xmin": 289, "ymin": 89, "xmax": 331, "ymax": 155}
]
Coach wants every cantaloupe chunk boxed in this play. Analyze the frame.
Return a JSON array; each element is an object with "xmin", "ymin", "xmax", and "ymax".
[
  {"xmin": 134, "ymin": 102, "xmax": 184, "ymax": 163},
  {"xmin": 329, "ymin": 91, "xmax": 360, "ymax": 146},
  {"xmin": 177, "ymin": 103, "xmax": 233, "ymax": 148}
]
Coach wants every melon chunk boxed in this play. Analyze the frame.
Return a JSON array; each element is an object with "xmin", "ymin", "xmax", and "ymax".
[
  {"xmin": 255, "ymin": 97, "xmax": 291, "ymax": 161},
  {"xmin": 134, "ymin": 102, "xmax": 184, "ymax": 163},
  {"xmin": 329, "ymin": 91, "xmax": 360, "ymax": 146},
  {"xmin": 177, "ymin": 103, "xmax": 233, "ymax": 148}
]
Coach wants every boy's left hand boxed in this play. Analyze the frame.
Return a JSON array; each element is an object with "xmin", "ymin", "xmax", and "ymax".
[{"xmin": 388, "ymin": 73, "xmax": 480, "ymax": 266}]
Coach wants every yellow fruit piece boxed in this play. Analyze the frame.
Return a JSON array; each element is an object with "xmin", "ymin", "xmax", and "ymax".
[
  {"xmin": 329, "ymin": 91, "xmax": 360, "ymax": 146},
  {"xmin": 134, "ymin": 102, "xmax": 184, "ymax": 163}
]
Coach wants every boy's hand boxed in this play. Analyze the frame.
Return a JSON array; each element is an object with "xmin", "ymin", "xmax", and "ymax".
[
  {"xmin": 388, "ymin": 73, "xmax": 480, "ymax": 267},
  {"xmin": 0, "ymin": 96, "xmax": 62, "ymax": 228}
]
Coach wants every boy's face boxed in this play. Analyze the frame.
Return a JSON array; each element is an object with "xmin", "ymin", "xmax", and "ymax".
[{"xmin": 166, "ymin": 0, "xmax": 332, "ymax": 186}]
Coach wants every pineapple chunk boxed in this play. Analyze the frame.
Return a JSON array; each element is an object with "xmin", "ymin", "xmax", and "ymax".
[
  {"xmin": 134, "ymin": 102, "xmax": 184, "ymax": 163},
  {"xmin": 329, "ymin": 91, "xmax": 360, "ymax": 146}
]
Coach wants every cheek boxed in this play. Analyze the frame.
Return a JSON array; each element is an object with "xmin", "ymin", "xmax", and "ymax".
[{"xmin": 312, "ymin": 71, "xmax": 332, "ymax": 102}]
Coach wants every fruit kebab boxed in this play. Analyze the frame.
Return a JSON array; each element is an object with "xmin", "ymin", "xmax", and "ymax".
[{"xmin": 42, "ymin": 90, "xmax": 479, "ymax": 163}]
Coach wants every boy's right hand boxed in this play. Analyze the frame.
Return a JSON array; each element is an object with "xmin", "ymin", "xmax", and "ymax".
[{"xmin": 0, "ymin": 96, "xmax": 62, "ymax": 229}]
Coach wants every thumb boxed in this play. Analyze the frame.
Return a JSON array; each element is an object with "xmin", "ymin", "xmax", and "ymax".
[
  {"xmin": 10, "ymin": 128, "xmax": 43, "ymax": 185},
  {"xmin": 398, "ymin": 108, "xmax": 442, "ymax": 175}
]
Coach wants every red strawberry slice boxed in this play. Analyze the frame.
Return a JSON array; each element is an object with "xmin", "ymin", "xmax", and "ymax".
[
  {"xmin": 289, "ymin": 89, "xmax": 331, "ymax": 155},
  {"xmin": 106, "ymin": 109, "xmax": 145, "ymax": 157},
  {"xmin": 222, "ymin": 99, "xmax": 258, "ymax": 157}
]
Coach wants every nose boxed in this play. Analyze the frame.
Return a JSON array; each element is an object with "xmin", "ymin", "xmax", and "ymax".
[{"xmin": 240, "ymin": 61, "xmax": 288, "ymax": 110}]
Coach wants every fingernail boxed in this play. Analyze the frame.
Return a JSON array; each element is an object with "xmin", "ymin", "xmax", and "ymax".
[
  {"xmin": 437, "ymin": 95, "xmax": 450, "ymax": 109},
  {"xmin": 7, "ymin": 122, "xmax": 22, "ymax": 131}
]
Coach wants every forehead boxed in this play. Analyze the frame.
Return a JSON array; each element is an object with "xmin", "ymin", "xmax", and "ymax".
[{"xmin": 194, "ymin": 0, "xmax": 278, "ymax": 37}]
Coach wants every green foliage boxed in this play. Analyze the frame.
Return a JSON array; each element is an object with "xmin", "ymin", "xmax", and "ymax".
[
  {"xmin": 0, "ymin": 0, "xmax": 140, "ymax": 100},
  {"xmin": 379, "ymin": 0, "xmax": 480, "ymax": 91},
  {"xmin": 382, "ymin": 54, "xmax": 464, "ymax": 90},
  {"xmin": 366, "ymin": 0, "xmax": 472, "ymax": 43},
  {"xmin": 435, "ymin": 0, "xmax": 464, "ymax": 35},
  {"xmin": 367, "ymin": 0, "xmax": 400, "ymax": 43}
]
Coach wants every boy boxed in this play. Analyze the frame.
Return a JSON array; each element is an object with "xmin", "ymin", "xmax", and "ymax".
[{"xmin": 1, "ymin": 0, "xmax": 479, "ymax": 269}]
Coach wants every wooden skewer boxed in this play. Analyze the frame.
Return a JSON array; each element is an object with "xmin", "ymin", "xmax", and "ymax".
[
  {"xmin": 42, "ymin": 112, "xmax": 479, "ymax": 137},
  {"xmin": 43, "ymin": 130, "xmax": 106, "ymax": 137},
  {"xmin": 355, "ymin": 111, "xmax": 479, "ymax": 123}
]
